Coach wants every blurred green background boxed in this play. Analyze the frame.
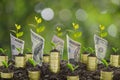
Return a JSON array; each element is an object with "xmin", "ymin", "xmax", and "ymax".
[{"xmin": 0, "ymin": 0, "xmax": 120, "ymax": 60}]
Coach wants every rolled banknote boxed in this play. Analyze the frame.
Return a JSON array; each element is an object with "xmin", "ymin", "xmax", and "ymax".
[
  {"xmin": 66, "ymin": 35, "xmax": 81, "ymax": 63},
  {"xmin": 10, "ymin": 34, "xmax": 24, "ymax": 55},
  {"xmin": 52, "ymin": 35, "xmax": 64, "ymax": 59},
  {"xmin": 30, "ymin": 29, "xmax": 44, "ymax": 66},
  {"xmin": 94, "ymin": 34, "xmax": 108, "ymax": 63}
]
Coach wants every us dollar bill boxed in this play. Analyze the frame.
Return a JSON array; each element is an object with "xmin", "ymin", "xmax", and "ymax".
[
  {"xmin": 52, "ymin": 35, "xmax": 64, "ymax": 59},
  {"xmin": 30, "ymin": 29, "xmax": 44, "ymax": 66},
  {"xmin": 67, "ymin": 35, "xmax": 81, "ymax": 63},
  {"xmin": 94, "ymin": 34, "xmax": 108, "ymax": 63},
  {"xmin": 10, "ymin": 34, "xmax": 25, "ymax": 55}
]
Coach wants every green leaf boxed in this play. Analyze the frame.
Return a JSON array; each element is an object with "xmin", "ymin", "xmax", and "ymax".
[
  {"xmin": 36, "ymin": 26, "xmax": 45, "ymax": 33},
  {"xmin": 57, "ymin": 32, "xmax": 63, "ymax": 37},
  {"xmin": 26, "ymin": 48, "xmax": 32, "ymax": 52},
  {"xmin": 88, "ymin": 47, "xmax": 95, "ymax": 53},
  {"xmin": 101, "ymin": 59, "xmax": 108, "ymax": 67},
  {"xmin": 100, "ymin": 32, "xmax": 107, "ymax": 38},
  {"xmin": 112, "ymin": 47, "xmax": 119, "ymax": 53},
  {"xmin": 73, "ymin": 32, "xmax": 82, "ymax": 38},
  {"xmin": 28, "ymin": 58, "xmax": 36, "ymax": 67},
  {"xmin": 0, "ymin": 48, "xmax": 7, "ymax": 53},
  {"xmin": 16, "ymin": 32, "xmax": 24, "ymax": 38},
  {"xmin": 16, "ymin": 48, "xmax": 22, "ymax": 53},
  {"xmin": 2, "ymin": 61, "xmax": 8, "ymax": 68},
  {"xmin": 67, "ymin": 63, "xmax": 74, "ymax": 72},
  {"xmin": 83, "ymin": 47, "xmax": 88, "ymax": 52},
  {"xmin": 51, "ymin": 42, "xmax": 56, "ymax": 48}
]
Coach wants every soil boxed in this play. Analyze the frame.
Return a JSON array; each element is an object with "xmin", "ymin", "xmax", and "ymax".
[
  {"xmin": 43, "ymin": 54, "xmax": 50, "ymax": 56},
  {"xmin": 26, "ymin": 52, "xmax": 32, "ymax": 54},
  {"xmin": 15, "ymin": 53, "xmax": 25, "ymax": 56},
  {"xmin": 83, "ymin": 51, "xmax": 89, "ymax": 54},
  {"xmin": 50, "ymin": 49, "xmax": 59, "ymax": 52},
  {"xmin": 0, "ymin": 53, "xmax": 6, "ymax": 56},
  {"xmin": 1, "ymin": 59, "xmax": 120, "ymax": 80},
  {"xmin": 88, "ymin": 53, "xmax": 96, "ymax": 57}
]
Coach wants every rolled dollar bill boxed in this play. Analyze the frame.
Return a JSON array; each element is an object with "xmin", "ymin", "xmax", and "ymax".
[
  {"xmin": 30, "ymin": 29, "xmax": 45, "ymax": 66},
  {"xmin": 10, "ymin": 34, "xmax": 24, "ymax": 55},
  {"xmin": 52, "ymin": 35, "xmax": 64, "ymax": 59},
  {"xmin": 66, "ymin": 35, "xmax": 81, "ymax": 63},
  {"xmin": 94, "ymin": 34, "xmax": 108, "ymax": 63}
]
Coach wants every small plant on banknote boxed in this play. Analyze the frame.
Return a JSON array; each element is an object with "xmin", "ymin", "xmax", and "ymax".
[
  {"xmin": 25, "ymin": 48, "xmax": 33, "ymax": 62},
  {"xmin": 29, "ymin": 16, "xmax": 45, "ymax": 34},
  {"xmin": 10, "ymin": 24, "xmax": 24, "ymax": 38},
  {"xmin": 97, "ymin": 25, "xmax": 107, "ymax": 38}
]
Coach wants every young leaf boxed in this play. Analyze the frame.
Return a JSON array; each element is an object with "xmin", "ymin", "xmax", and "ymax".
[
  {"xmin": 67, "ymin": 63, "xmax": 74, "ymax": 72},
  {"xmin": 88, "ymin": 47, "xmax": 94, "ymax": 53},
  {"xmin": 15, "ymin": 24, "xmax": 21, "ymax": 30},
  {"xmin": 16, "ymin": 32, "xmax": 24, "ymax": 38},
  {"xmin": 83, "ymin": 47, "xmax": 87, "ymax": 52},
  {"xmin": 100, "ymin": 32, "xmax": 107, "ymax": 38},
  {"xmin": 2, "ymin": 61, "xmax": 8, "ymax": 68},
  {"xmin": 101, "ymin": 59, "xmax": 108, "ymax": 67},
  {"xmin": 57, "ymin": 32, "xmax": 63, "ymax": 37},
  {"xmin": 36, "ymin": 26, "xmax": 45, "ymax": 33},
  {"xmin": 28, "ymin": 58, "xmax": 36, "ymax": 67},
  {"xmin": 56, "ymin": 27, "xmax": 61, "ymax": 32},
  {"xmin": 72, "ymin": 23, "xmax": 79, "ymax": 30},
  {"xmin": 99, "ymin": 25, "xmax": 105, "ymax": 31},
  {"xmin": 35, "ymin": 16, "xmax": 42, "ymax": 24},
  {"xmin": 51, "ymin": 42, "xmax": 56, "ymax": 48},
  {"xmin": 16, "ymin": 48, "xmax": 22, "ymax": 53},
  {"xmin": 112, "ymin": 47, "xmax": 119, "ymax": 53},
  {"xmin": 26, "ymin": 48, "xmax": 32, "ymax": 52},
  {"xmin": 73, "ymin": 32, "xmax": 82, "ymax": 38},
  {"xmin": 0, "ymin": 48, "xmax": 7, "ymax": 53}
]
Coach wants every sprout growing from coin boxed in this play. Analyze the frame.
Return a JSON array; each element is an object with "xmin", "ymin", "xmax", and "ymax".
[{"xmin": 67, "ymin": 63, "xmax": 78, "ymax": 72}]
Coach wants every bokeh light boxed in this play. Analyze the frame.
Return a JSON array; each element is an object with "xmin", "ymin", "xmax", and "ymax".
[{"xmin": 41, "ymin": 8, "xmax": 54, "ymax": 21}]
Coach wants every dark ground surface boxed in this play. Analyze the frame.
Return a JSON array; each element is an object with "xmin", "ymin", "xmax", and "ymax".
[{"xmin": 0, "ymin": 60, "xmax": 120, "ymax": 80}]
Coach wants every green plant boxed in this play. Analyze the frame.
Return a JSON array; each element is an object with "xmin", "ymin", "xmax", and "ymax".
[
  {"xmin": 16, "ymin": 48, "xmax": 22, "ymax": 54},
  {"xmin": 98, "ymin": 25, "xmax": 107, "ymax": 38},
  {"xmin": 10, "ymin": 24, "xmax": 24, "ymax": 38},
  {"xmin": 88, "ymin": 47, "xmax": 95, "ymax": 54},
  {"xmin": 2, "ymin": 61, "xmax": 9, "ymax": 68},
  {"xmin": 29, "ymin": 16, "xmax": 45, "ymax": 34},
  {"xmin": 101, "ymin": 59, "xmax": 109, "ymax": 67},
  {"xmin": 112, "ymin": 47, "xmax": 119, "ymax": 54},
  {"xmin": 28, "ymin": 58, "xmax": 37, "ymax": 67},
  {"xmin": 67, "ymin": 63, "xmax": 78, "ymax": 72},
  {"xmin": 83, "ymin": 47, "xmax": 89, "ymax": 52},
  {"xmin": 72, "ymin": 22, "xmax": 82, "ymax": 38},
  {"xmin": 55, "ymin": 26, "xmax": 63, "ymax": 37},
  {"xmin": 0, "ymin": 48, "xmax": 7, "ymax": 53},
  {"xmin": 26, "ymin": 48, "xmax": 32, "ymax": 53}
]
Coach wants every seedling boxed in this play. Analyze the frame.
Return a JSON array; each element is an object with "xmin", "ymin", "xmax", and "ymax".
[
  {"xmin": 2, "ymin": 61, "xmax": 9, "ymax": 68},
  {"xmin": 0, "ymin": 48, "xmax": 7, "ymax": 54},
  {"xmin": 101, "ymin": 59, "xmax": 109, "ymax": 68},
  {"xmin": 28, "ymin": 58, "xmax": 37, "ymax": 67},
  {"xmin": 55, "ymin": 26, "xmax": 63, "ymax": 37},
  {"xmin": 29, "ymin": 16, "xmax": 45, "ymax": 34},
  {"xmin": 72, "ymin": 22, "xmax": 82, "ymax": 38},
  {"xmin": 16, "ymin": 48, "xmax": 22, "ymax": 54},
  {"xmin": 88, "ymin": 47, "xmax": 95, "ymax": 55},
  {"xmin": 98, "ymin": 25, "xmax": 107, "ymax": 38},
  {"xmin": 67, "ymin": 63, "xmax": 78, "ymax": 72},
  {"xmin": 10, "ymin": 24, "xmax": 24, "ymax": 38},
  {"xmin": 112, "ymin": 47, "xmax": 119, "ymax": 55}
]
